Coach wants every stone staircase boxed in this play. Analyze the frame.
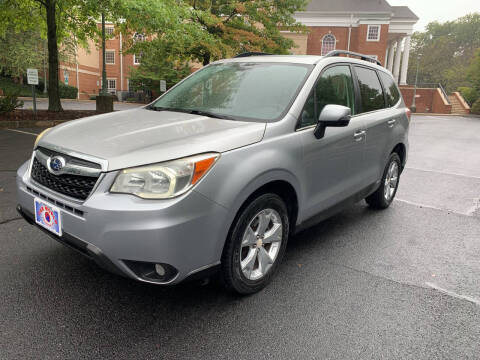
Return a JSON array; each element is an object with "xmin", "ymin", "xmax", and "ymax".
[{"xmin": 448, "ymin": 93, "xmax": 470, "ymax": 115}]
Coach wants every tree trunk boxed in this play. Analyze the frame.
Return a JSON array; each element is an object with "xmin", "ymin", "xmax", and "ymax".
[
  {"xmin": 202, "ymin": 52, "xmax": 211, "ymax": 66},
  {"xmin": 46, "ymin": 0, "xmax": 63, "ymax": 112}
]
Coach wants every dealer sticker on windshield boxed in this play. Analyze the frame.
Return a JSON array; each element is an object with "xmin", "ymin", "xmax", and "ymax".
[{"xmin": 34, "ymin": 198, "xmax": 62, "ymax": 236}]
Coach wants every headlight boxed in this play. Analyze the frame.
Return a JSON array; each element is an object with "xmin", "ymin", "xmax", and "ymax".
[
  {"xmin": 110, "ymin": 153, "xmax": 219, "ymax": 199},
  {"xmin": 34, "ymin": 128, "xmax": 51, "ymax": 148}
]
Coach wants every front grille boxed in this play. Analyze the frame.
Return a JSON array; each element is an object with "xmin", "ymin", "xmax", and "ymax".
[{"xmin": 31, "ymin": 157, "xmax": 98, "ymax": 200}]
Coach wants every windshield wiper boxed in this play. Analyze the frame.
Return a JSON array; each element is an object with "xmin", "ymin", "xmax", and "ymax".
[{"xmin": 149, "ymin": 106, "xmax": 234, "ymax": 120}]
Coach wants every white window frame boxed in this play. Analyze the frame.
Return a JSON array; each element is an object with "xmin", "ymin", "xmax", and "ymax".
[
  {"xmin": 107, "ymin": 78, "xmax": 116, "ymax": 93},
  {"xmin": 367, "ymin": 25, "xmax": 381, "ymax": 42},
  {"xmin": 133, "ymin": 54, "xmax": 141, "ymax": 65},
  {"xmin": 105, "ymin": 50, "xmax": 115, "ymax": 64},
  {"xmin": 321, "ymin": 34, "xmax": 336, "ymax": 56},
  {"xmin": 105, "ymin": 26, "xmax": 114, "ymax": 36}
]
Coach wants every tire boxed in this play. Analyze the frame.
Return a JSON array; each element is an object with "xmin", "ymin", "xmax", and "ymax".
[
  {"xmin": 221, "ymin": 193, "xmax": 289, "ymax": 295},
  {"xmin": 365, "ymin": 153, "xmax": 402, "ymax": 209}
]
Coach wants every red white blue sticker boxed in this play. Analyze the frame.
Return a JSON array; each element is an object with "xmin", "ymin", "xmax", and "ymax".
[{"xmin": 34, "ymin": 198, "xmax": 62, "ymax": 236}]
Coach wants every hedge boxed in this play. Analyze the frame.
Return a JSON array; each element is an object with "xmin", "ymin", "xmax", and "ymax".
[
  {"xmin": 58, "ymin": 83, "xmax": 78, "ymax": 99},
  {"xmin": 471, "ymin": 99, "xmax": 480, "ymax": 115}
]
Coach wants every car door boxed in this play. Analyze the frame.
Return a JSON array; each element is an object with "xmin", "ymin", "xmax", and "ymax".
[
  {"xmin": 296, "ymin": 64, "xmax": 368, "ymax": 220},
  {"xmin": 352, "ymin": 66, "xmax": 392, "ymax": 185}
]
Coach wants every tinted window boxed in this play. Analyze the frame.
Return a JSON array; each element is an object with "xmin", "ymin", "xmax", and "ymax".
[
  {"xmin": 354, "ymin": 67, "xmax": 385, "ymax": 113},
  {"xmin": 378, "ymin": 71, "xmax": 401, "ymax": 107},
  {"xmin": 152, "ymin": 63, "xmax": 312, "ymax": 122},
  {"xmin": 300, "ymin": 65, "xmax": 356, "ymax": 128}
]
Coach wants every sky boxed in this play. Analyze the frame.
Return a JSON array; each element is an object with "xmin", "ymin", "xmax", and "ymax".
[{"xmin": 387, "ymin": 0, "xmax": 480, "ymax": 31}]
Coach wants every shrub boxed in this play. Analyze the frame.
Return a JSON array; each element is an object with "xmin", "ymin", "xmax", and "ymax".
[
  {"xmin": 89, "ymin": 95, "xmax": 97, "ymax": 100},
  {"xmin": 0, "ymin": 89, "xmax": 24, "ymax": 113},
  {"xmin": 471, "ymin": 98, "xmax": 480, "ymax": 115},
  {"xmin": 58, "ymin": 83, "xmax": 78, "ymax": 99},
  {"xmin": 458, "ymin": 87, "xmax": 478, "ymax": 106}
]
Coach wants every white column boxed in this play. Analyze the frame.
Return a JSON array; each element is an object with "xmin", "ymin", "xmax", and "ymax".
[
  {"xmin": 387, "ymin": 42, "xmax": 395, "ymax": 72},
  {"xmin": 393, "ymin": 39, "xmax": 403, "ymax": 82},
  {"xmin": 399, "ymin": 35, "xmax": 411, "ymax": 85}
]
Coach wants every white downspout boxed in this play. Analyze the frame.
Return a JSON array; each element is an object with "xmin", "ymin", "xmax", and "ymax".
[
  {"xmin": 120, "ymin": 31, "xmax": 123, "ymax": 92},
  {"xmin": 347, "ymin": 14, "xmax": 353, "ymax": 51}
]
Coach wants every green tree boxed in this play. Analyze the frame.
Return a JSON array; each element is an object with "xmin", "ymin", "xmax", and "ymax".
[
  {"xmin": 186, "ymin": 0, "xmax": 308, "ymax": 65},
  {"xmin": 467, "ymin": 48, "xmax": 480, "ymax": 92},
  {"xmin": 0, "ymin": 0, "xmax": 121, "ymax": 111},
  {"xmin": 408, "ymin": 13, "xmax": 480, "ymax": 92},
  {"xmin": 0, "ymin": 28, "xmax": 46, "ymax": 82}
]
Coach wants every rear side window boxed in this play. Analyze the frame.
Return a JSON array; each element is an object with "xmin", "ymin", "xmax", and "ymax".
[
  {"xmin": 300, "ymin": 65, "xmax": 356, "ymax": 128},
  {"xmin": 354, "ymin": 66, "xmax": 385, "ymax": 113},
  {"xmin": 378, "ymin": 71, "xmax": 401, "ymax": 107}
]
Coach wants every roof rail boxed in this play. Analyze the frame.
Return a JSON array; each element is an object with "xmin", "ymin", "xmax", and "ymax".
[
  {"xmin": 324, "ymin": 50, "xmax": 382, "ymax": 66},
  {"xmin": 234, "ymin": 52, "xmax": 272, "ymax": 58}
]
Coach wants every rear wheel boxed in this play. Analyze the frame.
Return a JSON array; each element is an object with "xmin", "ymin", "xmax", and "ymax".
[
  {"xmin": 221, "ymin": 193, "xmax": 289, "ymax": 295},
  {"xmin": 365, "ymin": 153, "xmax": 401, "ymax": 209}
]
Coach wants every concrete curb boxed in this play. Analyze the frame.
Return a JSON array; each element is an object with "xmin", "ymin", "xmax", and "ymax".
[{"xmin": 0, "ymin": 120, "xmax": 69, "ymax": 129}]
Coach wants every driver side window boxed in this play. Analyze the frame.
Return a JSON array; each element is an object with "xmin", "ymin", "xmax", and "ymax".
[{"xmin": 300, "ymin": 65, "xmax": 356, "ymax": 128}]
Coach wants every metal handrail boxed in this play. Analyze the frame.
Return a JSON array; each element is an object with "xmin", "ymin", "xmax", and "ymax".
[{"xmin": 438, "ymin": 83, "xmax": 451, "ymax": 105}]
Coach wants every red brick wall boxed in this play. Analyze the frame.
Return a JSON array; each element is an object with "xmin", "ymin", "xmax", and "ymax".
[
  {"xmin": 306, "ymin": 24, "xmax": 389, "ymax": 66},
  {"xmin": 400, "ymin": 87, "xmax": 452, "ymax": 114},
  {"xmin": 307, "ymin": 27, "xmax": 350, "ymax": 55}
]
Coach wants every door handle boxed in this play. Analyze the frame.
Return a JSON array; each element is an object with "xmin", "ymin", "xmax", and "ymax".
[
  {"xmin": 387, "ymin": 119, "xmax": 396, "ymax": 127},
  {"xmin": 353, "ymin": 130, "xmax": 366, "ymax": 141}
]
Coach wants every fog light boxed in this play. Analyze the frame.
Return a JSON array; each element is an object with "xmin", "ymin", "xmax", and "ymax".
[{"xmin": 155, "ymin": 264, "xmax": 166, "ymax": 277}]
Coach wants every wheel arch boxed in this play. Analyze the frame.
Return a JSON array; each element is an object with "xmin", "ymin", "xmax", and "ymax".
[
  {"xmin": 221, "ymin": 177, "xmax": 300, "ymax": 258},
  {"xmin": 391, "ymin": 142, "xmax": 407, "ymax": 170}
]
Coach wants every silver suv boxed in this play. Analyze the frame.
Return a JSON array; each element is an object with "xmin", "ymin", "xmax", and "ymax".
[{"xmin": 16, "ymin": 51, "xmax": 410, "ymax": 294}]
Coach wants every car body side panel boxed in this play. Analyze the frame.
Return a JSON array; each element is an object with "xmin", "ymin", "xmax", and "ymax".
[{"xmin": 194, "ymin": 120, "xmax": 307, "ymax": 230}]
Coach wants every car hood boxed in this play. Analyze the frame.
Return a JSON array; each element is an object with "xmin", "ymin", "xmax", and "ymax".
[{"xmin": 39, "ymin": 108, "xmax": 266, "ymax": 171}]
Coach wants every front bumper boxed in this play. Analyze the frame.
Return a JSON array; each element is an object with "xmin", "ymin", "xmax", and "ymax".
[{"xmin": 16, "ymin": 160, "xmax": 229, "ymax": 284}]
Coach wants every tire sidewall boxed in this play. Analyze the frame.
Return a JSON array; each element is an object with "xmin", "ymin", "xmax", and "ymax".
[
  {"xmin": 224, "ymin": 193, "xmax": 290, "ymax": 294},
  {"xmin": 381, "ymin": 153, "xmax": 402, "ymax": 206}
]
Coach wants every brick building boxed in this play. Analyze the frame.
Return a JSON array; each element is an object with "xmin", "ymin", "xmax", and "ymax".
[
  {"xmin": 62, "ymin": 0, "xmax": 418, "ymax": 100},
  {"xmin": 283, "ymin": 0, "xmax": 418, "ymax": 85},
  {"xmin": 59, "ymin": 25, "xmax": 140, "ymax": 100}
]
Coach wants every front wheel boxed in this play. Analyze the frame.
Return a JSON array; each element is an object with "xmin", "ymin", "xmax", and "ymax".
[
  {"xmin": 221, "ymin": 193, "xmax": 289, "ymax": 295},
  {"xmin": 365, "ymin": 153, "xmax": 402, "ymax": 209}
]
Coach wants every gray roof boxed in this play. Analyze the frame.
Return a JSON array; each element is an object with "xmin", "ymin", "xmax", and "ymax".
[
  {"xmin": 306, "ymin": 0, "xmax": 392, "ymax": 13},
  {"xmin": 391, "ymin": 6, "xmax": 419, "ymax": 20}
]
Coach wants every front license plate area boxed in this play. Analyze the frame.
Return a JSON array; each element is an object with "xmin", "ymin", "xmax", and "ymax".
[{"xmin": 34, "ymin": 198, "xmax": 62, "ymax": 236}]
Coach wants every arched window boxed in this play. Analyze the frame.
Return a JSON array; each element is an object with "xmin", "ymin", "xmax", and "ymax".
[{"xmin": 321, "ymin": 34, "xmax": 336, "ymax": 56}]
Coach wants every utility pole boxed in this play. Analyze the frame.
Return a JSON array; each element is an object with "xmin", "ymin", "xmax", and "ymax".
[
  {"xmin": 96, "ymin": 11, "xmax": 114, "ymax": 113},
  {"xmin": 43, "ymin": 41, "xmax": 47, "ymax": 94},
  {"xmin": 101, "ymin": 12, "xmax": 107, "ymax": 95},
  {"xmin": 411, "ymin": 53, "xmax": 420, "ymax": 113}
]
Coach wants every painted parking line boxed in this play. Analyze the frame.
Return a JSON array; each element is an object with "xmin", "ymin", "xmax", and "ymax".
[
  {"xmin": 425, "ymin": 282, "xmax": 480, "ymax": 306},
  {"xmin": 5, "ymin": 129, "xmax": 39, "ymax": 136},
  {"xmin": 405, "ymin": 166, "xmax": 480, "ymax": 180}
]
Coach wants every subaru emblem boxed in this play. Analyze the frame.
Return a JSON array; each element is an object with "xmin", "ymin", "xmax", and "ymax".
[{"xmin": 49, "ymin": 156, "xmax": 66, "ymax": 173}]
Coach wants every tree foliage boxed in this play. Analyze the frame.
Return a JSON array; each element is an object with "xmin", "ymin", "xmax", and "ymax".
[
  {"xmin": 408, "ymin": 13, "xmax": 480, "ymax": 92},
  {"xmin": 0, "ymin": 0, "xmax": 123, "ymax": 111},
  {"xmin": 117, "ymin": 0, "xmax": 308, "ymax": 66}
]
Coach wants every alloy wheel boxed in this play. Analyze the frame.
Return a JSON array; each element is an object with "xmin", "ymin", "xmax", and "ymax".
[{"xmin": 240, "ymin": 208, "xmax": 283, "ymax": 281}]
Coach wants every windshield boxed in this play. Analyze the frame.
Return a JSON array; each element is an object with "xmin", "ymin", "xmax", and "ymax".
[{"xmin": 151, "ymin": 62, "xmax": 313, "ymax": 122}]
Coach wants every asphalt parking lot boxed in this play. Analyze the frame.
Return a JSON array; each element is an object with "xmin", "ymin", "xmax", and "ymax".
[{"xmin": 1, "ymin": 115, "xmax": 480, "ymax": 359}]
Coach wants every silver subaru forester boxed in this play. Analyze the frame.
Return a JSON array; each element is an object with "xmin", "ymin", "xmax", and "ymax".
[{"xmin": 16, "ymin": 51, "xmax": 409, "ymax": 294}]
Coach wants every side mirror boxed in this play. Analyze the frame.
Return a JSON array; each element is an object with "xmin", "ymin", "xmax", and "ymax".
[{"xmin": 314, "ymin": 104, "xmax": 352, "ymax": 139}]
